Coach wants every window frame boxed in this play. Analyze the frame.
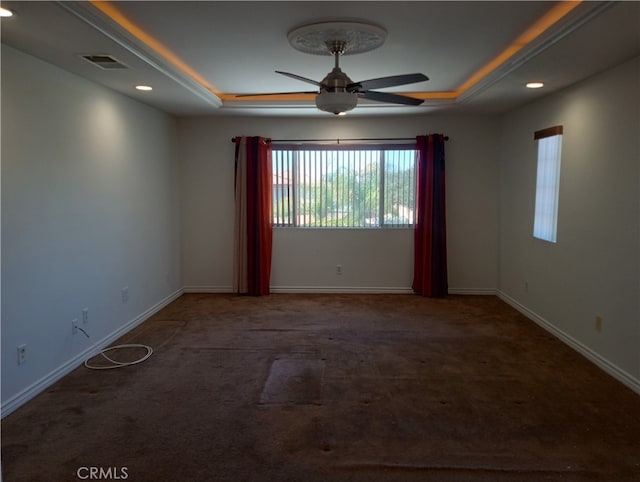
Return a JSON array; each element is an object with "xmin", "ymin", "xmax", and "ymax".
[
  {"xmin": 532, "ymin": 125, "xmax": 563, "ymax": 243},
  {"xmin": 271, "ymin": 142, "xmax": 418, "ymax": 229}
]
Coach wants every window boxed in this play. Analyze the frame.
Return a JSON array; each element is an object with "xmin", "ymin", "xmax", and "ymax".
[
  {"xmin": 533, "ymin": 126, "xmax": 563, "ymax": 243},
  {"xmin": 272, "ymin": 144, "xmax": 417, "ymax": 228}
]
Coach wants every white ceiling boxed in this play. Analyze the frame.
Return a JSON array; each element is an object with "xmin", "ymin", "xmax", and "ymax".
[{"xmin": 2, "ymin": 1, "xmax": 638, "ymax": 117}]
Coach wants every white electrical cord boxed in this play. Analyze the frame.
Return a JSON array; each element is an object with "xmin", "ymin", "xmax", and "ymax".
[
  {"xmin": 77, "ymin": 326, "xmax": 153, "ymax": 370},
  {"xmin": 84, "ymin": 344, "xmax": 153, "ymax": 370}
]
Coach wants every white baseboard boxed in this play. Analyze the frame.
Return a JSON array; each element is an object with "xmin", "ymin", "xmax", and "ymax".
[
  {"xmin": 183, "ymin": 286, "xmax": 497, "ymax": 295},
  {"xmin": 183, "ymin": 285, "xmax": 414, "ymax": 294},
  {"xmin": 497, "ymin": 290, "xmax": 640, "ymax": 396},
  {"xmin": 270, "ymin": 286, "xmax": 414, "ymax": 294},
  {"xmin": 1, "ymin": 288, "xmax": 183, "ymax": 419},
  {"xmin": 182, "ymin": 285, "xmax": 233, "ymax": 293},
  {"xmin": 448, "ymin": 288, "xmax": 497, "ymax": 295}
]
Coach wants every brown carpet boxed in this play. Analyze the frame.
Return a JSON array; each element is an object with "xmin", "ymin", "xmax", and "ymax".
[{"xmin": 2, "ymin": 294, "xmax": 640, "ymax": 481}]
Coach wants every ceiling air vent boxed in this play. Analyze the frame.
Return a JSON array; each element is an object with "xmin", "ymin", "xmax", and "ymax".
[{"xmin": 80, "ymin": 54, "xmax": 128, "ymax": 70}]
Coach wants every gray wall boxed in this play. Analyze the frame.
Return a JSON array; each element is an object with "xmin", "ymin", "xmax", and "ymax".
[
  {"xmin": 1, "ymin": 45, "xmax": 182, "ymax": 414},
  {"xmin": 178, "ymin": 115, "xmax": 499, "ymax": 293},
  {"xmin": 498, "ymin": 56, "xmax": 640, "ymax": 385}
]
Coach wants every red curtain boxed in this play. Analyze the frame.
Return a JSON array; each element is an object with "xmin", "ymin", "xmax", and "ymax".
[
  {"xmin": 412, "ymin": 134, "xmax": 448, "ymax": 297},
  {"xmin": 233, "ymin": 137, "xmax": 273, "ymax": 295}
]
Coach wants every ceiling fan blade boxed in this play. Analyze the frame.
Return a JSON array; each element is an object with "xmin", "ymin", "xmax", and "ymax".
[
  {"xmin": 234, "ymin": 91, "xmax": 317, "ymax": 98},
  {"xmin": 275, "ymin": 71, "xmax": 322, "ymax": 87},
  {"xmin": 349, "ymin": 73, "xmax": 429, "ymax": 92},
  {"xmin": 360, "ymin": 90, "xmax": 424, "ymax": 106}
]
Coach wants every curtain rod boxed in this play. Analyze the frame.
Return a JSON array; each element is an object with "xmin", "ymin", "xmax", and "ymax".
[{"xmin": 231, "ymin": 136, "xmax": 448, "ymax": 143}]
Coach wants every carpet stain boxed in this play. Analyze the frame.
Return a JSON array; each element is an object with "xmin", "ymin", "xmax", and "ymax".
[{"xmin": 259, "ymin": 358, "xmax": 325, "ymax": 405}]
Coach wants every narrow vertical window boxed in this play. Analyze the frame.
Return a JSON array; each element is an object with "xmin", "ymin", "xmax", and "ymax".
[{"xmin": 533, "ymin": 126, "xmax": 563, "ymax": 243}]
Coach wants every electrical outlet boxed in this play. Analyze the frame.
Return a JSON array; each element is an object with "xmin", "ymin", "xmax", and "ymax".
[
  {"xmin": 121, "ymin": 286, "xmax": 129, "ymax": 303},
  {"xmin": 72, "ymin": 319, "xmax": 79, "ymax": 335},
  {"xmin": 17, "ymin": 344, "xmax": 27, "ymax": 365},
  {"xmin": 595, "ymin": 315, "xmax": 603, "ymax": 332},
  {"xmin": 336, "ymin": 265, "xmax": 342, "ymax": 275},
  {"xmin": 82, "ymin": 308, "xmax": 89, "ymax": 324}
]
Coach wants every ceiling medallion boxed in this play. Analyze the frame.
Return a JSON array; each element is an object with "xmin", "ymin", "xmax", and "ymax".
[{"xmin": 287, "ymin": 21, "xmax": 387, "ymax": 56}]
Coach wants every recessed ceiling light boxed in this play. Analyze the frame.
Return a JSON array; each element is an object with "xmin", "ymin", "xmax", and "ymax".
[
  {"xmin": 135, "ymin": 85, "xmax": 153, "ymax": 91},
  {"xmin": 526, "ymin": 82, "xmax": 544, "ymax": 89},
  {"xmin": 0, "ymin": 6, "xmax": 15, "ymax": 17}
]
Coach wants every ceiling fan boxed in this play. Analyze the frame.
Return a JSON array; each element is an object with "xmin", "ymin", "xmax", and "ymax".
[{"xmin": 235, "ymin": 39, "xmax": 429, "ymax": 115}]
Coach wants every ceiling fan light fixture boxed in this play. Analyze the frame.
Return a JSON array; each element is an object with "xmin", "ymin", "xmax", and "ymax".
[
  {"xmin": 315, "ymin": 91, "xmax": 358, "ymax": 115},
  {"xmin": 239, "ymin": 19, "xmax": 427, "ymax": 112}
]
